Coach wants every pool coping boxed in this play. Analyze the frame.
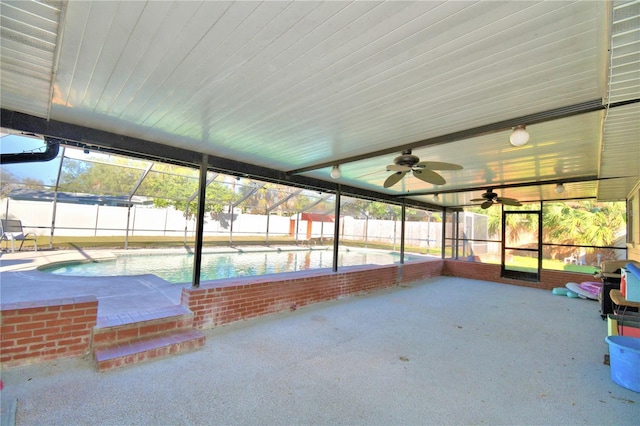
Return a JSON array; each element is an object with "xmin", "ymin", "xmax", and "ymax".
[
  {"xmin": 0, "ymin": 246, "xmax": 437, "ymax": 315},
  {"xmin": 0, "ymin": 245, "xmax": 335, "ymax": 273},
  {"xmin": 7, "ymin": 245, "xmax": 429, "ymax": 283}
]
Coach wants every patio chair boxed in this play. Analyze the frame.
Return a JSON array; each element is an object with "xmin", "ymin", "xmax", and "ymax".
[{"xmin": 1, "ymin": 219, "xmax": 38, "ymax": 252}]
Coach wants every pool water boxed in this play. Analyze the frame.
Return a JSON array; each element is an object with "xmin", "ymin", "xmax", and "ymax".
[{"xmin": 43, "ymin": 248, "xmax": 418, "ymax": 284}]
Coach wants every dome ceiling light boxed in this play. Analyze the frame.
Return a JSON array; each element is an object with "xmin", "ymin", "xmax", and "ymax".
[
  {"xmin": 510, "ymin": 125, "xmax": 530, "ymax": 147},
  {"xmin": 330, "ymin": 165, "xmax": 341, "ymax": 179}
]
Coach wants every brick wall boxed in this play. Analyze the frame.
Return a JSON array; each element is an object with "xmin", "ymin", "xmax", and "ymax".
[
  {"xmin": 400, "ymin": 260, "xmax": 444, "ymax": 283},
  {"xmin": 1, "ymin": 259, "xmax": 597, "ymax": 367},
  {"xmin": 182, "ymin": 260, "xmax": 445, "ymax": 329},
  {"xmin": 0, "ymin": 296, "xmax": 98, "ymax": 368},
  {"xmin": 442, "ymin": 260, "xmax": 596, "ymax": 290}
]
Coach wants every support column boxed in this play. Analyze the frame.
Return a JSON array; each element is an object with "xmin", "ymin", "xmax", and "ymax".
[
  {"xmin": 332, "ymin": 187, "xmax": 341, "ymax": 273},
  {"xmin": 400, "ymin": 201, "xmax": 406, "ymax": 264},
  {"xmin": 191, "ymin": 154, "xmax": 208, "ymax": 288},
  {"xmin": 441, "ymin": 208, "xmax": 447, "ymax": 259}
]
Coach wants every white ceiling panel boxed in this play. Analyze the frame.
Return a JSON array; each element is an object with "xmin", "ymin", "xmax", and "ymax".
[
  {"xmin": 609, "ymin": 0, "xmax": 640, "ymax": 105},
  {"xmin": 0, "ymin": 0, "xmax": 62, "ymax": 118},
  {"xmin": 48, "ymin": 1, "xmax": 607, "ymax": 166},
  {"xmin": 1, "ymin": 0, "xmax": 638, "ymax": 209},
  {"xmin": 310, "ymin": 111, "xmax": 603, "ymax": 199},
  {"xmin": 599, "ymin": 102, "xmax": 640, "ymax": 201},
  {"xmin": 598, "ymin": 0, "xmax": 640, "ymax": 201}
]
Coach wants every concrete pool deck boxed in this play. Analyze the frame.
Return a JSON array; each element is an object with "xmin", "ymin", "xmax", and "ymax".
[
  {"xmin": 0, "ymin": 245, "xmax": 432, "ymax": 317},
  {"xmin": 0, "ymin": 248, "xmax": 187, "ymax": 317},
  {"xmin": 0, "ymin": 245, "xmax": 337, "ymax": 316},
  {"xmin": 1, "ymin": 248, "xmax": 638, "ymax": 425},
  {"xmin": 1, "ymin": 271, "xmax": 638, "ymax": 424}
]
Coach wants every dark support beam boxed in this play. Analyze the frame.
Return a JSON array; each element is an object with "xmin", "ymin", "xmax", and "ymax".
[
  {"xmin": 332, "ymin": 187, "xmax": 341, "ymax": 273},
  {"xmin": 400, "ymin": 175, "xmax": 609, "ymax": 198},
  {"xmin": 287, "ymin": 99, "xmax": 605, "ymax": 175},
  {"xmin": 400, "ymin": 200, "xmax": 406, "ymax": 265},
  {"xmin": 441, "ymin": 208, "xmax": 447, "ymax": 259},
  {"xmin": 191, "ymin": 154, "xmax": 208, "ymax": 289},
  {"xmin": 452, "ymin": 210, "xmax": 459, "ymax": 259},
  {"xmin": 537, "ymin": 201, "xmax": 543, "ymax": 275},
  {"xmin": 0, "ymin": 109, "xmax": 437, "ymax": 212}
]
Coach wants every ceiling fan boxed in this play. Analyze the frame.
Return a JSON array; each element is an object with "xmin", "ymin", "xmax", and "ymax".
[
  {"xmin": 383, "ymin": 150, "xmax": 463, "ymax": 188},
  {"xmin": 471, "ymin": 189, "xmax": 522, "ymax": 209}
]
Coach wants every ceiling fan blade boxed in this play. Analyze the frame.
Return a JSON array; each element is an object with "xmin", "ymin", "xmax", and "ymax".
[
  {"xmin": 383, "ymin": 171, "xmax": 407, "ymax": 188},
  {"xmin": 499, "ymin": 198, "xmax": 522, "ymax": 206},
  {"xmin": 481, "ymin": 200, "xmax": 494, "ymax": 209},
  {"xmin": 413, "ymin": 169, "xmax": 446, "ymax": 185},
  {"xmin": 415, "ymin": 161, "xmax": 463, "ymax": 171},
  {"xmin": 386, "ymin": 164, "xmax": 411, "ymax": 172},
  {"xmin": 470, "ymin": 198, "xmax": 486, "ymax": 202}
]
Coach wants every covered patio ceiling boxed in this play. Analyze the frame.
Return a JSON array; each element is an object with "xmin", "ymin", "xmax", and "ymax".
[{"xmin": 1, "ymin": 0, "xmax": 639, "ymax": 209}]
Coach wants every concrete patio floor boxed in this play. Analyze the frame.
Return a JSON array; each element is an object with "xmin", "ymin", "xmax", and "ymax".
[{"xmin": 1, "ymin": 249, "xmax": 638, "ymax": 425}]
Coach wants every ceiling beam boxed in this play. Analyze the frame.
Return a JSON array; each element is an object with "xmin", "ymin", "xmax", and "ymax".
[
  {"xmin": 398, "ymin": 175, "xmax": 632, "ymax": 198},
  {"xmin": 0, "ymin": 108, "xmax": 440, "ymax": 212},
  {"xmin": 287, "ymin": 99, "xmax": 605, "ymax": 175}
]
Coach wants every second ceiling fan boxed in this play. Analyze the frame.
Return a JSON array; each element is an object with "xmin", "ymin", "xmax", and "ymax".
[
  {"xmin": 471, "ymin": 189, "xmax": 522, "ymax": 209},
  {"xmin": 384, "ymin": 150, "xmax": 463, "ymax": 188}
]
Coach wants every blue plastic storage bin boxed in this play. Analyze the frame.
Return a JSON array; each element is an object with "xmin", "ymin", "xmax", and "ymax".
[{"xmin": 605, "ymin": 335, "xmax": 640, "ymax": 393}]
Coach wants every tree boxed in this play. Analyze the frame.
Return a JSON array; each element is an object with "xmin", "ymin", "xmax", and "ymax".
[
  {"xmin": 1, "ymin": 170, "xmax": 46, "ymax": 197},
  {"xmin": 57, "ymin": 156, "xmax": 243, "ymax": 219},
  {"xmin": 59, "ymin": 159, "xmax": 142, "ymax": 195},
  {"xmin": 341, "ymin": 199, "xmax": 372, "ymax": 218},
  {"xmin": 339, "ymin": 200, "xmax": 403, "ymax": 220},
  {"xmin": 21, "ymin": 177, "xmax": 46, "ymax": 189},
  {"xmin": 1, "ymin": 169, "xmax": 20, "ymax": 197},
  {"xmin": 145, "ymin": 173, "xmax": 239, "ymax": 219},
  {"xmin": 543, "ymin": 201, "xmax": 625, "ymax": 247}
]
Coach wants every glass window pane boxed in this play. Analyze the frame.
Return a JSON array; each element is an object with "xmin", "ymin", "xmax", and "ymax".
[
  {"xmin": 504, "ymin": 248, "xmax": 539, "ymax": 273},
  {"xmin": 59, "ymin": 151, "xmax": 149, "ymax": 198},
  {"xmin": 405, "ymin": 208, "xmax": 441, "ymax": 256}
]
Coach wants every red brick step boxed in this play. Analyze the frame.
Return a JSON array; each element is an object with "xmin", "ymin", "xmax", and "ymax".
[
  {"xmin": 94, "ymin": 328, "xmax": 205, "ymax": 371},
  {"xmin": 92, "ymin": 304, "xmax": 205, "ymax": 371}
]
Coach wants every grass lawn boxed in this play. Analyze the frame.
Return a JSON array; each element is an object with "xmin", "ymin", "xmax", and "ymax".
[
  {"xmin": 13, "ymin": 235, "xmax": 301, "ymax": 251},
  {"xmin": 500, "ymin": 255, "xmax": 598, "ymax": 274}
]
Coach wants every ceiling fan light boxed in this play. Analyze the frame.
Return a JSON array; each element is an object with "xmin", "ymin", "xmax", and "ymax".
[
  {"xmin": 510, "ymin": 125, "xmax": 529, "ymax": 147},
  {"xmin": 330, "ymin": 165, "xmax": 341, "ymax": 179},
  {"xmin": 555, "ymin": 183, "xmax": 565, "ymax": 194},
  {"xmin": 432, "ymin": 194, "xmax": 439, "ymax": 202}
]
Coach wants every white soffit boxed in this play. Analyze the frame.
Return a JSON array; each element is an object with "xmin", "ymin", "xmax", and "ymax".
[
  {"xmin": 0, "ymin": 0, "xmax": 63, "ymax": 118},
  {"xmin": 599, "ymin": 103, "xmax": 640, "ymax": 201},
  {"xmin": 607, "ymin": 0, "xmax": 640, "ymax": 105},
  {"xmin": 1, "ymin": 1, "xmax": 636, "ymax": 207},
  {"xmin": 47, "ymin": 1, "xmax": 606, "ymax": 171},
  {"xmin": 599, "ymin": 0, "xmax": 640, "ymax": 201}
]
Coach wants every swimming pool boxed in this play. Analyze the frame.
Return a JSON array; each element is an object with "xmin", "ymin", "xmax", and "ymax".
[{"xmin": 42, "ymin": 248, "xmax": 421, "ymax": 284}]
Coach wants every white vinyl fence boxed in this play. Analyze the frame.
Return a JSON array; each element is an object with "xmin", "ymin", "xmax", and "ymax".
[{"xmin": 1, "ymin": 198, "xmax": 443, "ymax": 250}]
